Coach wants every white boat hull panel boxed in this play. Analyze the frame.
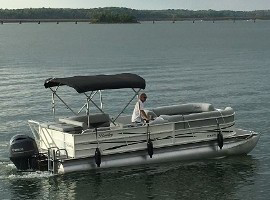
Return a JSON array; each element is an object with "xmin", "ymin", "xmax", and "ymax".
[{"xmin": 58, "ymin": 129, "xmax": 259, "ymax": 174}]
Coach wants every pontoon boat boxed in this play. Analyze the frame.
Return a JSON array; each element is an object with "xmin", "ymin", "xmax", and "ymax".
[{"xmin": 9, "ymin": 73, "xmax": 260, "ymax": 174}]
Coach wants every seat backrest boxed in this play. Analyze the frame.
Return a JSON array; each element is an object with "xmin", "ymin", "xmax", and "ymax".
[
  {"xmin": 151, "ymin": 107, "xmax": 234, "ymax": 129},
  {"xmin": 152, "ymin": 103, "xmax": 215, "ymax": 116},
  {"xmin": 182, "ymin": 107, "xmax": 234, "ymax": 128}
]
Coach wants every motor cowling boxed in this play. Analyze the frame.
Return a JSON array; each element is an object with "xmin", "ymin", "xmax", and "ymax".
[{"xmin": 9, "ymin": 134, "xmax": 39, "ymax": 171}]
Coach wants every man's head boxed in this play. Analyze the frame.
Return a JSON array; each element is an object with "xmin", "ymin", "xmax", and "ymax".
[{"xmin": 140, "ymin": 93, "xmax": 147, "ymax": 102}]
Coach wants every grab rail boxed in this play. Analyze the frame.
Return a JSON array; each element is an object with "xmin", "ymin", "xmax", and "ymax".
[
  {"xmin": 28, "ymin": 120, "xmax": 41, "ymax": 145},
  {"xmin": 28, "ymin": 120, "xmax": 58, "ymax": 150},
  {"xmin": 178, "ymin": 112, "xmax": 234, "ymax": 124},
  {"xmin": 56, "ymin": 149, "xmax": 69, "ymax": 159},
  {"xmin": 47, "ymin": 147, "xmax": 58, "ymax": 174}
]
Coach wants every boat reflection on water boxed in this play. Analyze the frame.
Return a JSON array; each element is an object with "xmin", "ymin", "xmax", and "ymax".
[
  {"xmin": 65, "ymin": 156, "xmax": 259, "ymax": 200},
  {"xmin": 7, "ymin": 155, "xmax": 258, "ymax": 199},
  {"xmin": 9, "ymin": 179, "xmax": 44, "ymax": 200}
]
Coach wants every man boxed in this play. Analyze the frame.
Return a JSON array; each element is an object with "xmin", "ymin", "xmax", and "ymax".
[{"xmin": 131, "ymin": 93, "xmax": 149, "ymax": 124}]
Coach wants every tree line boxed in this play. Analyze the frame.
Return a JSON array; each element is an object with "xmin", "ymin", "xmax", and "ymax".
[{"xmin": 0, "ymin": 7, "xmax": 270, "ymax": 22}]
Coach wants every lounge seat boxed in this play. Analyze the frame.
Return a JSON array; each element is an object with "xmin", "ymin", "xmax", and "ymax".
[
  {"xmin": 155, "ymin": 107, "xmax": 234, "ymax": 128},
  {"xmin": 182, "ymin": 107, "xmax": 234, "ymax": 128},
  {"xmin": 152, "ymin": 103, "xmax": 215, "ymax": 116},
  {"xmin": 40, "ymin": 122, "xmax": 83, "ymax": 133},
  {"xmin": 59, "ymin": 113, "xmax": 110, "ymax": 130},
  {"xmin": 147, "ymin": 104, "xmax": 234, "ymax": 128}
]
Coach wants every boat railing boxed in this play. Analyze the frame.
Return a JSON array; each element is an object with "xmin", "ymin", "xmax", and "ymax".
[
  {"xmin": 88, "ymin": 113, "xmax": 235, "ymax": 152},
  {"xmin": 47, "ymin": 147, "xmax": 63, "ymax": 173},
  {"xmin": 80, "ymin": 112, "xmax": 235, "ymax": 142},
  {"xmin": 170, "ymin": 112, "xmax": 234, "ymax": 128},
  {"xmin": 176, "ymin": 113, "xmax": 234, "ymax": 139},
  {"xmin": 28, "ymin": 120, "xmax": 42, "ymax": 147},
  {"xmin": 28, "ymin": 120, "xmax": 59, "ymax": 152},
  {"xmin": 28, "ymin": 110, "xmax": 235, "ymax": 159},
  {"xmin": 140, "ymin": 113, "xmax": 235, "ymax": 147}
]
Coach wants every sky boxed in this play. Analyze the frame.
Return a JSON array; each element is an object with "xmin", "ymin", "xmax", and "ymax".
[{"xmin": 1, "ymin": 0, "xmax": 270, "ymax": 11}]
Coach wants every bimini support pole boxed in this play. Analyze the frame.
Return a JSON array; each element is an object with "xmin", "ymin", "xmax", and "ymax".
[
  {"xmin": 84, "ymin": 92, "xmax": 118, "ymax": 126},
  {"xmin": 113, "ymin": 88, "xmax": 142, "ymax": 123},
  {"xmin": 84, "ymin": 91, "xmax": 98, "ymax": 128},
  {"xmin": 52, "ymin": 91, "xmax": 55, "ymax": 118},
  {"xmin": 78, "ymin": 91, "xmax": 95, "ymax": 115},
  {"xmin": 99, "ymin": 90, "xmax": 103, "ymax": 109},
  {"xmin": 49, "ymin": 87, "xmax": 77, "ymax": 116},
  {"xmin": 84, "ymin": 88, "xmax": 141, "ymax": 126},
  {"xmin": 50, "ymin": 86, "xmax": 59, "ymax": 118},
  {"xmin": 86, "ymin": 95, "xmax": 90, "ymax": 128}
]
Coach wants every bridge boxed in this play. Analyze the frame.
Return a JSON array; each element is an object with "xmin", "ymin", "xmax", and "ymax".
[{"xmin": 1, "ymin": 17, "xmax": 269, "ymax": 24}]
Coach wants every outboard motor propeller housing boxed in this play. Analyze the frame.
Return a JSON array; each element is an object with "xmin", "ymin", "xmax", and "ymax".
[{"xmin": 9, "ymin": 134, "xmax": 39, "ymax": 171}]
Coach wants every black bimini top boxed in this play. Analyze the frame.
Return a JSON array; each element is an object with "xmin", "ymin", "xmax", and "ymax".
[{"xmin": 44, "ymin": 73, "xmax": 146, "ymax": 93}]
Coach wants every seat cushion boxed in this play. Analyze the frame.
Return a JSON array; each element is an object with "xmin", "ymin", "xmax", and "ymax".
[
  {"xmin": 59, "ymin": 113, "xmax": 110, "ymax": 129},
  {"xmin": 48, "ymin": 123, "xmax": 83, "ymax": 133}
]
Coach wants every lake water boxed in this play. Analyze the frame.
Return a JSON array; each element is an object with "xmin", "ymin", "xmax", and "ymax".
[{"xmin": 0, "ymin": 20, "xmax": 269, "ymax": 200}]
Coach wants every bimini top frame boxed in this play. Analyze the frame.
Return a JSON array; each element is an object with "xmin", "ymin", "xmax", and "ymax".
[{"xmin": 44, "ymin": 73, "xmax": 146, "ymax": 127}]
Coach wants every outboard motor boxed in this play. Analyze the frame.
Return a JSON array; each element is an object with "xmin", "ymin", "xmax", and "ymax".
[{"xmin": 9, "ymin": 134, "xmax": 39, "ymax": 171}]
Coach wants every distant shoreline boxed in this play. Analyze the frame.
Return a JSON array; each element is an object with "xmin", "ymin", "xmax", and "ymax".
[
  {"xmin": 1, "ymin": 17, "xmax": 269, "ymax": 24},
  {"xmin": 1, "ymin": 7, "xmax": 270, "ymax": 24}
]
